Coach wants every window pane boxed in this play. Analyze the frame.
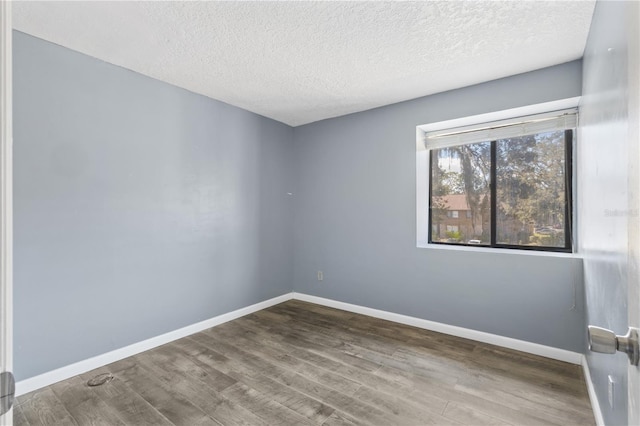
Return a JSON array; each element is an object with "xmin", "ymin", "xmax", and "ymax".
[
  {"xmin": 496, "ymin": 131, "xmax": 567, "ymax": 248},
  {"xmin": 430, "ymin": 142, "xmax": 491, "ymax": 245}
]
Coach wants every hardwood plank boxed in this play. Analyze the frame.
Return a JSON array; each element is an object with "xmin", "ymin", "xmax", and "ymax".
[
  {"xmin": 15, "ymin": 300, "xmax": 595, "ymax": 426},
  {"xmin": 207, "ymin": 322, "xmax": 382, "ymax": 374},
  {"xmin": 208, "ymin": 321, "xmax": 363, "ymax": 395},
  {"xmin": 230, "ymin": 317, "xmax": 452, "ymax": 412},
  {"xmin": 78, "ymin": 370, "xmax": 173, "ymax": 426},
  {"xmin": 18, "ymin": 387, "xmax": 78, "ymax": 426},
  {"xmin": 271, "ymin": 300, "xmax": 357, "ymax": 323},
  {"xmin": 458, "ymin": 369, "xmax": 592, "ymax": 412},
  {"xmin": 13, "ymin": 403, "xmax": 32, "ymax": 426},
  {"xmin": 443, "ymin": 402, "xmax": 512, "ymax": 425},
  {"xmin": 50, "ymin": 376, "xmax": 128, "ymax": 426},
  {"xmin": 224, "ymin": 367, "xmax": 335, "ymax": 424},
  {"xmin": 469, "ymin": 344, "xmax": 587, "ymax": 392},
  {"xmin": 187, "ymin": 333, "xmax": 393, "ymax": 425},
  {"xmin": 271, "ymin": 301, "xmax": 476, "ymax": 357},
  {"xmin": 161, "ymin": 340, "xmax": 289, "ymax": 426},
  {"xmin": 212, "ymin": 318, "xmax": 378, "ymax": 394},
  {"xmin": 266, "ymin": 304, "xmax": 476, "ymax": 381},
  {"xmin": 221, "ymin": 382, "xmax": 316, "ymax": 426},
  {"xmin": 154, "ymin": 341, "xmax": 335, "ymax": 425},
  {"xmin": 281, "ymin": 302, "xmax": 594, "ymax": 425},
  {"xmin": 227, "ymin": 318, "xmax": 392, "ymax": 389},
  {"xmin": 215, "ymin": 304, "xmax": 590, "ymax": 422},
  {"xmin": 453, "ymin": 379, "xmax": 595, "ymax": 425},
  {"xmin": 351, "ymin": 385, "xmax": 460, "ymax": 425},
  {"xmin": 270, "ymin": 304, "xmax": 459, "ymax": 362},
  {"xmin": 140, "ymin": 340, "xmax": 237, "ymax": 393},
  {"xmin": 199, "ymin": 324, "xmax": 380, "ymax": 396},
  {"xmin": 224, "ymin": 320, "xmax": 446, "ymax": 423},
  {"xmin": 207, "ymin": 322, "xmax": 307, "ymax": 371},
  {"xmin": 320, "ymin": 411, "xmax": 360, "ymax": 426},
  {"xmin": 374, "ymin": 365, "xmax": 574, "ymax": 426},
  {"xmin": 248, "ymin": 308, "xmax": 291, "ymax": 324},
  {"xmin": 171, "ymin": 337, "xmax": 337, "ymax": 424},
  {"xmin": 101, "ymin": 360, "xmax": 220, "ymax": 426},
  {"xmin": 131, "ymin": 348, "xmax": 267, "ymax": 425}
]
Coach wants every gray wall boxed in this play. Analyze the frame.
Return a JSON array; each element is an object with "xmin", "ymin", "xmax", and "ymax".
[
  {"xmin": 14, "ymin": 27, "xmax": 591, "ymax": 384},
  {"xmin": 13, "ymin": 31, "xmax": 294, "ymax": 381},
  {"xmin": 292, "ymin": 61, "xmax": 586, "ymax": 352},
  {"xmin": 579, "ymin": 1, "xmax": 638, "ymax": 424}
]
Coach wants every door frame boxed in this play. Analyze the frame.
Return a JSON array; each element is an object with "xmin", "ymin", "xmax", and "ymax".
[
  {"xmin": 0, "ymin": 0, "xmax": 13, "ymax": 424},
  {"xmin": 628, "ymin": 2, "xmax": 640, "ymax": 425}
]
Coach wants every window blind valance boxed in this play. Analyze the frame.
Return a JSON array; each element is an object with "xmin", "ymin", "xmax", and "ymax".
[{"xmin": 423, "ymin": 108, "xmax": 578, "ymax": 149}]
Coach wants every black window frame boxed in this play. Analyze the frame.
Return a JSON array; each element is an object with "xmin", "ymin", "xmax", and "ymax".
[{"xmin": 428, "ymin": 129, "xmax": 573, "ymax": 253}]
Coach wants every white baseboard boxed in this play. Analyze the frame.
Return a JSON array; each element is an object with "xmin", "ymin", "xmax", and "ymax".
[
  {"xmin": 17, "ymin": 291, "xmax": 586, "ymax": 397},
  {"xmin": 16, "ymin": 293, "xmax": 294, "ymax": 396},
  {"xmin": 292, "ymin": 292, "xmax": 583, "ymax": 365},
  {"xmin": 582, "ymin": 356, "xmax": 605, "ymax": 426}
]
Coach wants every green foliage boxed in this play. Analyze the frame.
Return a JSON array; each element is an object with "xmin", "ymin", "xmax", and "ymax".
[
  {"xmin": 496, "ymin": 131, "xmax": 566, "ymax": 232},
  {"xmin": 431, "ymin": 130, "xmax": 568, "ymax": 247},
  {"xmin": 431, "ymin": 143, "xmax": 491, "ymax": 240},
  {"xmin": 440, "ymin": 170, "xmax": 465, "ymax": 195},
  {"xmin": 529, "ymin": 231, "xmax": 565, "ymax": 247},
  {"xmin": 445, "ymin": 230, "xmax": 462, "ymax": 240}
]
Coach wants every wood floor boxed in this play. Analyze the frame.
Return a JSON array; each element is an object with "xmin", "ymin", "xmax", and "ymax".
[{"xmin": 15, "ymin": 300, "xmax": 595, "ymax": 425}]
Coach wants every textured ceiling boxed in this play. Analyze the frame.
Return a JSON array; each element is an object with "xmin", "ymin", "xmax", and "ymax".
[{"xmin": 13, "ymin": 1, "xmax": 595, "ymax": 126}]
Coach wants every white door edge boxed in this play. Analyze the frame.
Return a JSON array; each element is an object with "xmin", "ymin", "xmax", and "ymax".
[
  {"xmin": 0, "ymin": 1, "xmax": 13, "ymax": 425},
  {"xmin": 628, "ymin": 2, "xmax": 640, "ymax": 425}
]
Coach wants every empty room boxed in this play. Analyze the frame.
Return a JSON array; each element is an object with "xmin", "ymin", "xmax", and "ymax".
[{"xmin": 0, "ymin": 0, "xmax": 639, "ymax": 425}]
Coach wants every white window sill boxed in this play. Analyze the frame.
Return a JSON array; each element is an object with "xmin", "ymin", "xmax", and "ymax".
[{"xmin": 418, "ymin": 242, "xmax": 582, "ymax": 259}]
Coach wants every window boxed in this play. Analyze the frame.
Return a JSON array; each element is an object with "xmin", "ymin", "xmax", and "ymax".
[{"xmin": 422, "ymin": 108, "xmax": 575, "ymax": 252}]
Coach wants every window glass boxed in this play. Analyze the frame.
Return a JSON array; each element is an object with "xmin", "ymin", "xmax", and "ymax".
[
  {"xmin": 496, "ymin": 131, "xmax": 568, "ymax": 248},
  {"xmin": 430, "ymin": 142, "xmax": 491, "ymax": 245},
  {"xmin": 428, "ymin": 130, "xmax": 572, "ymax": 252}
]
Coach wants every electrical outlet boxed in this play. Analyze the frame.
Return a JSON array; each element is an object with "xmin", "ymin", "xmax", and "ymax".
[
  {"xmin": 317, "ymin": 271, "xmax": 323, "ymax": 281},
  {"xmin": 608, "ymin": 375, "xmax": 615, "ymax": 408}
]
